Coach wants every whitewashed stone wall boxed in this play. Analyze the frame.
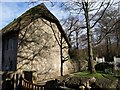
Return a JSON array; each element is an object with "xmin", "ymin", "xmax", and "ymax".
[
  {"xmin": 96, "ymin": 57, "xmax": 105, "ymax": 63},
  {"xmin": 17, "ymin": 18, "xmax": 74, "ymax": 82},
  {"xmin": 114, "ymin": 56, "xmax": 120, "ymax": 70}
]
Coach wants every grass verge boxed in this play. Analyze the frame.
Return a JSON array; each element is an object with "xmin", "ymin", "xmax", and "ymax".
[{"xmin": 73, "ymin": 71, "xmax": 118, "ymax": 80}]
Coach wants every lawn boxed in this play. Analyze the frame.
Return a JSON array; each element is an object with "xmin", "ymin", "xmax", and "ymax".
[
  {"xmin": 58, "ymin": 71, "xmax": 120, "ymax": 89},
  {"xmin": 73, "ymin": 71, "xmax": 118, "ymax": 80}
]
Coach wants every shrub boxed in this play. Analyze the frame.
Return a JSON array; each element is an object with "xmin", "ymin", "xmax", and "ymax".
[{"xmin": 95, "ymin": 63, "xmax": 113, "ymax": 73}]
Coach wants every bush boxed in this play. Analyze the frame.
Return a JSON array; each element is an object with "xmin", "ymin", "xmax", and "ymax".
[
  {"xmin": 114, "ymin": 70, "xmax": 120, "ymax": 76},
  {"xmin": 95, "ymin": 63, "xmax": 113, "ymax": 73}
]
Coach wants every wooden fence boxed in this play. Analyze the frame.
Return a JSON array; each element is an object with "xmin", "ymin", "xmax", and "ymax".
[
  {"xmin": 2, "ymin": 74, "xmax": 58, "ymax": 90},
  {"xmin": 18, "ymin": 76, "xmax": 45, "ymax": 90}
]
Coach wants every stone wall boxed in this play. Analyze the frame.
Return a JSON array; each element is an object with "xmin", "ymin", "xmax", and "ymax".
[
  {"xmin": 17, "ymin": 18, "xmax": 74, "ymax": 82},
  {"xmin": 96, "ymin": 57, "xmax": 105, "ymax": 63},
  {"xmin": 114, "ymin": 56, "xmax": 120, "ymax": 70}
]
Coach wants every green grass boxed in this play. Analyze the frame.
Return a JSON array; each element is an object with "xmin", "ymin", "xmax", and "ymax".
[
  {"xmin": 74, "ymin": 71, "xmax": 103, "ymax": 78},
  {"xmin": 73, "ymin": 71, "xmax": 118, "ymax": 80},
  {"xmin": 102, "ymin": 74, "xmax": 117, "ymax": 80}
]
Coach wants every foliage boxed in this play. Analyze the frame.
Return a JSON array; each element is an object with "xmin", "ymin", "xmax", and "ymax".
[
  {"xmin": 95, "ymin": 63, "xmax": 114, "ymax": 73},
  {"xmin": 69, "ymin": 47, "xmax": 87, "ymax": 61},
  {"xmin": 114, "ymin": 70, "xmax": 120, "ymax": 77},
  {"xmin": 69, "ymin": 48, "xmax": 88, "ymax": 71}
]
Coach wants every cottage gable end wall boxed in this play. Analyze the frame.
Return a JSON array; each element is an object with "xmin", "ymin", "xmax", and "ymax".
[{"xmin": 17, "ymin": 18, "xmax": 71, "ymax": 82}]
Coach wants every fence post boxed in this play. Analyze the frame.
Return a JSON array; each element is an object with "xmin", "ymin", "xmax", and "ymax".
[
  {"xmin": 114, "ymin": 56, "xmax": 116, "ymax": 64},
  {"xmin": 102, "ymin": 57, "xmax": 105, "ymax": 62},
  {"xmin": 11, "ymin": 75, "xmax": 14, "ymax": 90},
  {"xmin": 16, "ymin": 74, "xmax": 19, "ymax": 90},
  {"xmin": 114, "ymin": 56, "xmax": 116, "ymax": 70},
  {"xmin": 18, "ymin": 75, "xmax": 22, "ymax": 90},
  {"xmin": 96, "ymin": 57, "xmax": 98, "ymax": 62}
]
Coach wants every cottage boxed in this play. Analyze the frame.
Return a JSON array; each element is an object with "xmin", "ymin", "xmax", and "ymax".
[{"xmin": 1, "ymin": 3, "xmax": 74, "ymax": 82}]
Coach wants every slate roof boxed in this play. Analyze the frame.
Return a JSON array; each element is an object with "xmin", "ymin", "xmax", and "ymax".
[{"xmin": 1, "ymin": 3, "xmax": 71, "ymax": 48}]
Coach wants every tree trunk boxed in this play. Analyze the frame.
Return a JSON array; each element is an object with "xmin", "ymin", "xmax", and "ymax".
[
  {"xmin": 60, "ymin": 34, "xmax": 63, "ymax": 76},
  {"xmin": 116, "ymin": 18, "xmax": 120, "ymax": 56},
  {"xmin": 83, "ymin": 2, "xmax": 95, "ymax": 73},
  {"xmin": 116, "ymin": 33, "xmax": 120, "ymax": 56},
  {"xmin": 76, "ymin": 28, "xmax": 79, "ymax": 49},
  {"xmin": 106, "ymin": 35, "xmax": 110, "ymax": 61}
]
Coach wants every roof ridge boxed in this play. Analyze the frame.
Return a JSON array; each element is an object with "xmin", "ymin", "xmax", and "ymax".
[{"xmin": 1, "ymin": 3, "xmax": 71, "ymax": 48}]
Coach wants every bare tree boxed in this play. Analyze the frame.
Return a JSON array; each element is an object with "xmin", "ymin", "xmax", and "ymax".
[
  {"xmin": 92, "ymin": 4, "xmax": 120, "ymax": 59},
  {"xmin": 58, "ymin": 0, "xmax": 113, "ymax": 73}
]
